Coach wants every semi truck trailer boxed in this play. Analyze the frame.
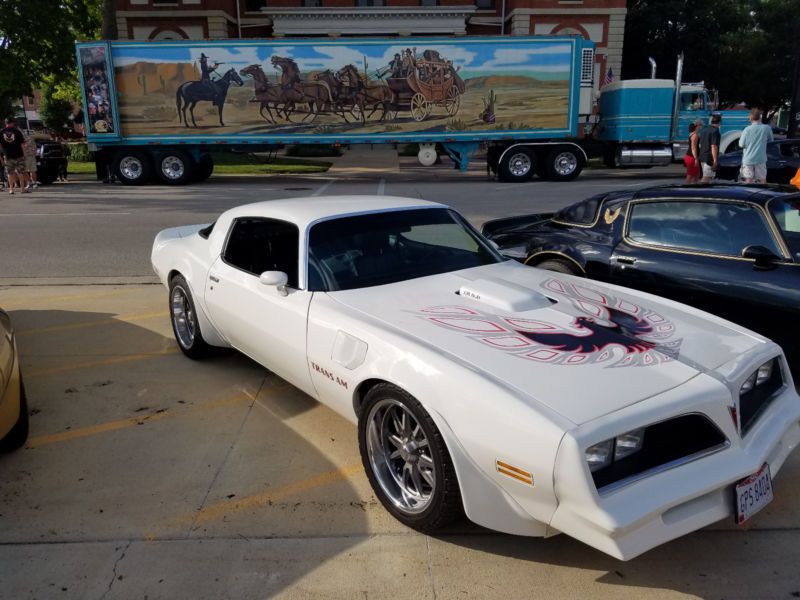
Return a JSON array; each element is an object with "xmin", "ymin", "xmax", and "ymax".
[{"xmin": 75, "ymin": 37, "xmax": 748, "ymax": 185}]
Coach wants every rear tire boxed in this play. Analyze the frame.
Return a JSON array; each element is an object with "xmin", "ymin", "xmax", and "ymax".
[
  {"xmin": 156, "ymin": 150, "xmax": 195, "ymax": 185},
  {"xmin": 358, "ymin": 383, "xmax": 463, "ymax": 532},
  {"xmin": 0, "ymin": 375, "xmax": 29, "ymax": 452},
  {"xmin": 114, "ymin": 149, "xmax": 154, "ymax": 186},
  {"xmin": 499, "ymin": 147, "xmax": 535, "ymax": 182},
  {"xmin": 531, "ymin": 258, "xmax": 582, "ymax": 276},
  {"xmin": 194, "ymin": 154, "xmax": 214, "ymax": 181},
  {"xmin": 169, "ymin": 275, "xmax": 210, "ymax": 359},
  {"xmin": 544, "ymin": 147, "xmax": 583, "ymax": 181}
]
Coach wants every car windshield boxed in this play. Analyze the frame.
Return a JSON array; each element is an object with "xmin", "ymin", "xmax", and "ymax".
[
  {"xmin": 307, "ymin": 208, "xmax": 504, "ymax": 291},
  {"xmin": 768, "ymin": 197, "xmax": 800, "ymax": 261}
]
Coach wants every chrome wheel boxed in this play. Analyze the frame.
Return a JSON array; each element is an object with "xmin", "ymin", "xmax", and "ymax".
[
  {"xmin": 161, "ymin": 155, "xmax": 186, "ymax": 181},
  {"xmin": 171, "ymin": 285, "xmax": 195, "ymax": 349},
  {"xmin": 366, "ymin": 398, "xmax": 436, "ymax": 514},
  {"xmin": 508, "ymin": 152, "xmax": 532, "ymax": 178},
  {"xmin": 119, "ymin": 156, "xmax": 143, "ymax": 180},
  {"xmin": 552, "ymin": 151, "xmax": 578, "ymax": 176}
]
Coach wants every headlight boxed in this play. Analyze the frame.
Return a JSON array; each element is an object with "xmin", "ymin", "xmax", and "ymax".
[
  {"xmin": 585, "ymin": 440, "xmax": 614, "ymax": 472},
  {"xmin": 585, "ymin": 427, "xmax": 645, "ymax": 472},
  {"xmin": 740, "ymin": 358, "xmax": 777, "ymax": 395},
  {"xmin": 614, "ymin": 428, "xmax": 645, "ymax": 460}
]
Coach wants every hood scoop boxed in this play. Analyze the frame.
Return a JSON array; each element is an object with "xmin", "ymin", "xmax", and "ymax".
[{"xmin": 458, "ymin": 278, "xmax": 555, "ymax": 313}]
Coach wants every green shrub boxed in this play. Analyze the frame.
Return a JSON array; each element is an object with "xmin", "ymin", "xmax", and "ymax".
[
  {"xmin": 67, "ymin": 142, "xmax": 91, "ymax": 162},
  {"xmin": 285, "ymin": 144, "xmax": 343, "ymax": 157}
]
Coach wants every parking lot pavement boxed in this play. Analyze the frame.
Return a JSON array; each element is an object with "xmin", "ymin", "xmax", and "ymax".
[{"xmin": 3, "ymin": 284, "xmax": 800, "ymax": 599}]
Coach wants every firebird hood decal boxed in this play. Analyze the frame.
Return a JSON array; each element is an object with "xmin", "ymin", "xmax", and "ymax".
[{"xmin": 420, "ymin": 278, "xmax": 682, "ymax": 368}]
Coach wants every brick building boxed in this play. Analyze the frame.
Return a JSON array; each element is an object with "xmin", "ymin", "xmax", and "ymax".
[{"xmin": 115, "ymin": 0, "xmax": 625, "ymax": 92}]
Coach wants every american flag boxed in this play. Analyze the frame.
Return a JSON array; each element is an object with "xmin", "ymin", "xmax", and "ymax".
[{"xmin": 603, "ymin": 68, "xmax": 615, "ymax": 86}]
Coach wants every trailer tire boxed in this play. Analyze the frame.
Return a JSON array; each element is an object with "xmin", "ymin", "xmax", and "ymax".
[
  {"xmin": 194, "ymin": 154, "xmax": 214, "ymax": 182},
  {"xmin": 544, "ymin": 147, "xmax": 583, "ymax": 181},
  {"xmin": 498, "ymin": 147, "xmax": 535, "ymax": 182},
  {"xmin": 156, "ymin": 150, "xmax": 195, "ymax": 185},
  {"xmin": 114, "ymin": 150, "xmax": 154, "ymax": 186}
]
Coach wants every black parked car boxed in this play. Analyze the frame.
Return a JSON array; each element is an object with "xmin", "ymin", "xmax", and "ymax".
[
  {"xmin": 34, "ymin": 137, "xmax": 68, "ymax": 184},
  {"xmin": 482, "ymin": 184, "xmax": 800, "ymax": 369},
  {"xmin": 717, "ymin": 139, "xmax": 800, "ymax": 183}
]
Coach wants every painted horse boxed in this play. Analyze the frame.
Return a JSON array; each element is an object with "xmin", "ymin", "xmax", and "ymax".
[{"xmin": 176, "ymin": 68, "xmax": 244, "ymax": 128}]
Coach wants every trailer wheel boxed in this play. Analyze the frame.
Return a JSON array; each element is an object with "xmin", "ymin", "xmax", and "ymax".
[
  {"xmin": 114, "ymin": 150, "xmax": 154, "ymax": 186},
  {"xmin": 544, "ymin": 147, "xmax": 583, "ymax": 181},
  {"xmin": 156, "ymin": 150, "xmax": 195, "ymax": 185},
  {"xmin": 498, "ymin": 147, "xmax": 535, "ymax": 182},
  {"xmin": 194, "ymin": 154, "xmax": 214, "ymax": 182}
]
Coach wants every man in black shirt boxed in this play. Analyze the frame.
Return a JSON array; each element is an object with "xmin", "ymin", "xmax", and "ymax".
[
  {"xmin": 698, "ymin": 114, "xmax": 722, "ymax": 184},
  {"xmin": 0, "ymin": 117, "xmax": 30, "ymax": 194}
]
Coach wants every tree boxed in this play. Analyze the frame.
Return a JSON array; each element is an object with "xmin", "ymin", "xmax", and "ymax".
[
  {"xmin": 0, "ymin": 0, "xmax": 100, "ymax": 114},
  {"xmin": 622, "ymin": 0, "xmax": 796, "ymax": 113},
  {"xmin": 40, "ymin": 88, "xmax": 74, "ymax": 130}
]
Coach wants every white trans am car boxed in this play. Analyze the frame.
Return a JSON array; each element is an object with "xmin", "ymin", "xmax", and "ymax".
[{"xmin": 152, "ymin": 196, "xmax": 800, "ymax": 560}]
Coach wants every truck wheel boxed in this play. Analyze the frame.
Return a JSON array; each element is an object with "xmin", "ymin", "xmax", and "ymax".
[
  {"xmin": 156, "ymin": 150, "xmax": 195, "ymax": 185},
  {"xmin": 114, "ymin": 150, "xmax": 154, "ymax": 186},
  {"xmin": 544, "ymin": 147, "xmax": 583, "ymax": 181},
  {"xmin": 499, "ymin": 147, "xmax": 535, "ymax": 182},
  {"xmin": 194, "ymin": 154, "xmax": 214, "ymax": 181}
]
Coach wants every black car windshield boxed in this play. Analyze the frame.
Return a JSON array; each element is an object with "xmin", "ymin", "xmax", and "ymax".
[
  {"xmin": 307, "ymin": 208, "xmax": 504, "ymax": 291},
  {"xmin": 768, "ymin": 197, "xmax": 800, "ymax": 261}
]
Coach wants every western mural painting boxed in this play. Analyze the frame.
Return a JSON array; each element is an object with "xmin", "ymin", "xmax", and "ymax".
[{"xmin": 109, "ymin": 39, "xmax": 575, "ymax": 137}]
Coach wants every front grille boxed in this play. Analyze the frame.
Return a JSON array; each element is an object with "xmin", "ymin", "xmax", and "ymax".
[{"xmin": 740, "ymin": 361, "xmax": 784, "ymax": 435}]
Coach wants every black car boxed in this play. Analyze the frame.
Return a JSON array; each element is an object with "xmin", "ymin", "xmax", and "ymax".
[
  {"xmin": 482, "ymin": 184, "xmax": 800, "ymax": 368},
  {"xmin": 34, "ymin": 137, "xmax": 69, "ymax": 184},
  {"xmin": 717, "ymin": 139, "xmax": 800, "ymax": 183}
]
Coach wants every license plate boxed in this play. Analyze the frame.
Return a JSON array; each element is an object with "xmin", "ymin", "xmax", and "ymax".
[{"xmin": 735, "ymin": 463, "xmax": 773, "ymax": 524}]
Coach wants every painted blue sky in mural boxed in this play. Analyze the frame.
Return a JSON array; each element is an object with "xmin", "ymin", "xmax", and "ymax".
[{"xmin": 112, "ymin": 41, "xmax": 572, "ymax": 81}]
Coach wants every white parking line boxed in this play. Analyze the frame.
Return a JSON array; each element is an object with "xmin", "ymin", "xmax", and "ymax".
[
  {"xmin": 377, "ymin": 178, "xmax": 386, "ymax": 196},
  {"xmin": 312, "ymin": 180, "xmax": 334, "ymax": 196}
]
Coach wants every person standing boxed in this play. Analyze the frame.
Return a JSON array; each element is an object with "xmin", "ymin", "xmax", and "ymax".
[
  {"xmin": 698, "ymin": 114, "xmax": 722, "ymax": 183},
  {"xmin": 0, "ymin": 118, "xmax": 30, "ymax": 194},
  {"xmin": 22, "ymin": 130, "xmax": 38, "ymax": 189},
  {"xmin": 683, "ymin": 121, "xmax": 702, "ymax": 183},
  {"xmin": 738, "ymin": 108, "xmax": 773, "ymax": 183}
]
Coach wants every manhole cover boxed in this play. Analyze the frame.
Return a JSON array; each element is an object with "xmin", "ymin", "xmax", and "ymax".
[{"xmin": 284, "ymin": 187, "xmax": 312, "ymax": 191}]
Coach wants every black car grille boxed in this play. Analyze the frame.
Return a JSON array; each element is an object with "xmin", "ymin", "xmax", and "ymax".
[{"xmin": 740, "ymin": 362, "xmax": 784, "ymax": 436}]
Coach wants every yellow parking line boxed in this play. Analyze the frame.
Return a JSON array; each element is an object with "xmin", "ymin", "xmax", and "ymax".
[
  {"xmin": 17, "ymin": 311, "xmax": 168, "ymax": 337},
  {"xmin": 25, "ymin": 347, "xmax": 180, "ymax": 377},
  {"xmin": 148, "ymin": 462, "xmax": 363, "ymax": 538},
  {"xmin": 26, "ymin": 391, "xmax": 251, "ymax": 449},
  {"xmin": 1, "ymin": 288, "xmax": 135, "ymax": 310}
]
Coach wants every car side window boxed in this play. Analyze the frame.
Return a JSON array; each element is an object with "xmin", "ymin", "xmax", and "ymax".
[
  {"xmin": 223, "ymin": 218, "xmax": 299, "ymax": 287},
  {"xmin": 627, "ymin": 201, "xmax": 781, "ymax": 257},
  {"xmin": 780, "ymin": 143, "xmax": 800, "ymax": 158}
]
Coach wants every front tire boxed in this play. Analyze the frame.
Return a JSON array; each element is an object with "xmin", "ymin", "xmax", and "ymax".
[
  {"xmin": 0, "ymin": 375, "xmax": 29, "ymax": 452},
  {"xmin": 194, "ymin": 154, "xmax": 214, "ymax": 182},
  {"xmin": 358, "ymin": 383, "xmax": 463, "ymax": 532},
  {"xmin": 499, "ymin": 147, "xmax": 535, "ymax": 182},
  {"xmin": 114, "ymin": 150, "xmax": 153, "ymax": 186},
  {"xmin": 169, "ymin": 275, "xmax": 210, "ymax": 359},
  {"xmin": 530, "ymin": 258, "xmax": 582, "ymax": 276}
]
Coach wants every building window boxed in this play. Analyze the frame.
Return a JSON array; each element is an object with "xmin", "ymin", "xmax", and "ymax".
[
  {"xmin": 245, "ymin": 0, "xmax": 264, "ymax": 10},
  {"xmin": 356, "ymin": 0, "xmax": 385, "ymax": 6},
  {"xmin": 153, "ymin": 0, "xmax": 176, "ymax": 5},
  {"xmin": 421, "ymin": 0, "xmax": 439, "ymax": 5},
  {"xmin": 475, "ymin": 0, "xmax": 494, "ymax": 8}
]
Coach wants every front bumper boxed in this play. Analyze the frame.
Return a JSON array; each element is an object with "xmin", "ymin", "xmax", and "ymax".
[{"xmin": 550, "ymin": 370, "xmax": 800, "ymax": 560}]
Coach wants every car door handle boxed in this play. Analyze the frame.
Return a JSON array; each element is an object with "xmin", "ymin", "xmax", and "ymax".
[
  {"xmin": 209, "ymin": 275, "xmax": 220, "ymax": 283},
  {"xmin": 615, "ymin": 256, "xmax": 637, "ymax": 265}
]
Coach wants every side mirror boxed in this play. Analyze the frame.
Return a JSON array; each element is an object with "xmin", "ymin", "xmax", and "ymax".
[
  {"xmin": 259, "ymin": 270, "xmax": 289, "ymax": 295},
  {"xmin": 742, "ymin": 245, "xmax": 780, "ymax": 270}
]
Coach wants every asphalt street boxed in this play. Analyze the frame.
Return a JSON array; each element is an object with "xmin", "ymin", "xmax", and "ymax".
[
  {"xmin": 4, "ymin": 153, "xmax": 800, "ymax": 599},
  {"xmin": 0, "ymin": 155, "xmax": 681, "ymax": 282}
]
